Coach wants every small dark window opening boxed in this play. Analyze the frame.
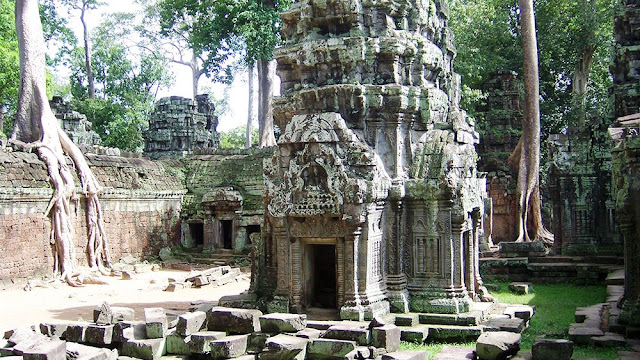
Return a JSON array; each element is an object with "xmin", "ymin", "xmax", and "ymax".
[
  {"xmin": 189, "ymin": 223, "xmax": 204, "ymax": 247},
  {"xmin": 221, "ymin": 220, "xmax": 233, "ymax": 249},
  {"xmin": 246, "ymin": 225, "xmax": 261, "ymax": 245}
]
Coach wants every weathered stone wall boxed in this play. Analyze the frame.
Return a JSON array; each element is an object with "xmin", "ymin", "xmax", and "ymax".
[
  {"xmin": 50, "ymin": 96, "xmax": 102, "ymax": 148},
  {"xmin": 145, "ymin": 95, "xmax": 219, "ymax": 159},
  {"xmin": 0, "ymin": 149, "xmax": 185, "ymax": 280},
  {"xmin": 476, "ymin": 71, "xmax": 522, "ymax": 243},
  {"xmin": 181, "ymin": 148, "xmax": 273, "ymax": 253},
  {"xmin": 549, "ymin": 127, "xmax": 621, "ymax": 256}
]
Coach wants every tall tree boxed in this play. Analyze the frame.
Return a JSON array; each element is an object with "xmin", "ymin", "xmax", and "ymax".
[
  {"xmin": 246, "ymin": 63, "xmax": 255, "ymax": 148},
  {"xmin": 61, "ymin": 0, "xmax": 102, "ymax": 99},
  {"xmin": 157, "ymin": 0, "xmax": 290, "ymax": 147},
  {"xmin": 141, "ymin": 0, "xmax": 205, "ymax": 98},
  {"xmin": 13, "ymin": 0, "xmax": 111, "ymax": 285},
  {"xmin": 510, "ymin": 0, "xmax": 552, "ymax": 243}
]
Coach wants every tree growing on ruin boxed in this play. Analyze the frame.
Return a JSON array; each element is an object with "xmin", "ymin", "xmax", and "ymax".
[
  {"xmin": 12, "ymin": 0, "xmax": 111, "ymax": 285},
  {"xmin": 509, "ymin": 0, "xmax": 553, "ymax": 243}
]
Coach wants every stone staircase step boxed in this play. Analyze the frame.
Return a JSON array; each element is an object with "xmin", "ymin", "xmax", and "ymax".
[
  {"xmin": 394, "ymin": 314, "xmax": 419, "ymax": 327},
  {"xmin": 398, "ymin": 325, "xmax": 429, "ymax": 343},
  {"xmin": 481, "ymin": 317, "xmax": 527, "ymax": 333},
  {"xmin": 569, "ymin": 323, "xmax": 605, "ymax": 345},
  {"xmin": 425, "ymin": 325, "xmax": 483, "ymax": 342},
  {"xmin": 606, "ymin": 269, "xmax": 625, "ymax": 286},
  {"xmin": 592, "ymin": 332, "xmax": 627, "ymax": 347},
  {"xmin": 418, "ymin": 311, "xmax": 483, "ymax": 326}
]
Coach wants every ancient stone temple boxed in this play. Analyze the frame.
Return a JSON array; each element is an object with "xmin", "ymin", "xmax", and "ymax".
[
  {"xmin": 260, "ymin": 0, "xmax": 490, "ymax": 320},
  {"xmin": 145, "ymin": 95, "xmax": 218, "ymax": 159},
  {"xmin": 50, "ymin": 96, "xmax": 102, "ymax": 148},
  {"xmin": 609, "ymin": 0, "xmax": 640, "ymax": 329}
]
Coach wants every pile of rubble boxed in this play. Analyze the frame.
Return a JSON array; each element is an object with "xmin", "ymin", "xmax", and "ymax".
[
  {"xmin": 1, "ymin": 304, "xmax": 431, "ymax": 360},
  {"xmin": 164, "ymin": 266, "xmax": 246, "ymax": 292}
]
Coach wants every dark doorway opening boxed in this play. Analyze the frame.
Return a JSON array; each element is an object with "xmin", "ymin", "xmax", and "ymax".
[
  {"xmin": 221, "ymin": 220, "xmax": 233, "ymax": 249},
  {"xmin": 189, "ymin": 222, "xmax": 204, "ymax": 247},
  {"xmin": 246, "ymin": 225, "xmax": 260, "ymax": 245},
  {"xmin": 307, "ymin": 244, "xmax": 337, "ymax": 308}
]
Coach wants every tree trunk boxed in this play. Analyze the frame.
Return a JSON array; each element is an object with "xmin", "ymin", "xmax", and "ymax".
[
  {"xmin": 246, "ymin": 63, "xmax": 255, "ymax": 149},
  {"xmin": 80, "ymin": 5, "xmax": 95, "ymax": 99},
  {"xmin": 512, "ymin": 0, "xmax": 552, "ymax": 243},
  {"xmin": 13, "ymin": 0, "xmax": 111, "ymax": 285},
  {"xmin": 257, "ymin": 58, "xmax": 276, "ymax": 147},
  {"xmin": 190, "ymin": 52, "xmax": 201, "ymax": 99},
  {"xmin": 571, "ymin": 45, "xmax": 595, "ymax": 127}
]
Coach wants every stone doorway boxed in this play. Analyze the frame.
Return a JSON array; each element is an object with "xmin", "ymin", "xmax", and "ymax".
[
  {"xmin": 304, "ymin": 243, "xmax": 337, "ymax": 309},
  {"xmin": 221, "ymin": 220, "xmax": 233, "ymax": 249},
  {"xmin": 189, "ymin": 222, "xmax": 204, "ymax": 247}
]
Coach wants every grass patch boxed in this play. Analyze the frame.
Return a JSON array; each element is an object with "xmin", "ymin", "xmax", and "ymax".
[
  {"xmin": 400, "ymin": 282, "xmax": 628, "ymax": 359},
  {"xmin": 400, "ymin": 341, "xmax": 475, "ymax": 358}
]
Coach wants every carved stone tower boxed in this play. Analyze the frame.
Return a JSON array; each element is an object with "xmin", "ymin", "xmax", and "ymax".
[{"xmin": 262, "ymin": 0, "xmax": 489, "ymax": 320}]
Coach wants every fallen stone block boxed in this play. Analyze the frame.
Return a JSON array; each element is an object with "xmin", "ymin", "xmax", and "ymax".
[
  {"xmin": 164, "ymin": 283, "xmax": 188, "ymax": 292},
  {"xmin": 207, "ymin": 308, "xmax": 262, "ymax": 334},
  {"xmin": 371, "ymin": 325, "xmax": 401, "ymax": 352},
  {"xmin": 591, "ymin": 332, "xmax": 626, "ymax": 347},
  {"xmin": 193, "ymin": 275, "xmax": 210, "ymax": 287},
  {"xmin": 307, "ymin": 338, "xmax": 357, "ymax": 359},
  {"xmin": 145, "ymin": 308, "xmax": 168, "ymax": 339},
  {"xmin": 306, "ymin": 321, "xmax": 339, "ymax": 331},
  {"xmin": 510, "ymin": 350, "xmax": 533, "ymax": 360},
  {"xmin": 65, "ymin": 323, "xmax": 91, "ymax": 343},
  {"xmin": 113, "ymin": 322, "xmax": 146, "ymax": 343},
  {"xmin": 509, "ymin": 282, "xmax": 532, "ymax": 295},
  {"xmin": 344, "ymin": 347, "xmax": 372, "ymax": 360},
  {"xmin": 121, "ymin": 338, "xmax": 166, "ymax": 360},
  {"xmin": 165, "ymin": 330, "xmax": 190, "ymax": 356},
  {"xmin": 381, "ymin": 350, "xmax": 428, "ymax": 360},
  {"xmin": 188, "ymin": 331, "xmax": 226, "ymax": 354},
  {"xmin": 259, "ymin": 313, "xmax": 306, "ymax": 334},
  {"xmin": 323, "ymin": 323, "xmax": 370, "ymax": 346},
  {"xmin": 531, "ymin": 339, "xmax": 572, "ymax": 360},
  {"xmin": 476, "ymin": 331, "xmax": 521, "ymax": 360},
  {"xmin": 176, "ymin": 311, "xmax": 207, "ymax": 336},
  {"xmin": 568, "ymin": 324, "xmax": 604, "ymax": 345},
  {"xmin": 399, "ymin": 326, "xmax": 429, "ymax": 343},
  {"xmin": 11, "ymin": 334, "xmax": 50, "ymax": 356},
  {"xmin": 247, "ymin": 332, "xmax": 269, "ymax": 353},
  {"xmin": 7, "ymin": 327, "xmax": 42, "ymax": 346},
  {"xmin": 39, "ymin": 323, "xmax": 69, "ymax": 339},
  {"xmin": 258, "ymin": 334, "xmax": 307, "ymax": 360},
  {"xmin": 93, "ymin": 306, "xmax": 134, "ymax": 325},
  {"xmin": 294, "ymin": 328, "xmax": 322, "ymax": 339},
  {"xmin": 482, "ymin": 317, "xmax": 527, "ymax": 333},
  {"xmin": 504, "ymin": 305, "xmax": 535, "ymax": 322},
  {"xmin": 85, "ymin": 325, "xmax": 114, "ymax": 346},
  {"xmin": 427, "ymin": 325, "xmax": 483, "ymax": 342},
  {"xmin": 209, "ymin": 335, "xmax": 248, "ymax": 359},
  {"xmin": 21, "ymin": 340, "xmax": 66, "ymax": 360},
  {"xmin": 66, "ymin": 342, "xmax": 115, "ymax": 360},
  {"xmin": 432, "ymin": 346, "xmax": 476, "ymax": 360}
]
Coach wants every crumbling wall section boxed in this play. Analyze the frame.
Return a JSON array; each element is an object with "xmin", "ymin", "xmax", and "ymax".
[
  {"xmin": 0, "ymin": 150, "xmax": 185, "ymax": 280},
  {"xmin": 145, "ymin": 95, "xmax": 219, "ymax": 159}
]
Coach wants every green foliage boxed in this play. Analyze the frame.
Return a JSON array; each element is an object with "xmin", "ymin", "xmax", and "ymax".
[
  {"xmin": 0, "ymin": 0, "xmax": 19, "ymax": 123},
  {"xmin": 68, "ymin": 12, "xmax": 172, "ymax": 151},
  {"xmin": 219, "ymin": 126, "xmax": 259, "ymax": 149},
  {"xmin": 156, "ymin": 0, "xmax": 291, "ymax": 80},
  {"xmin": 449, "ymin": 0, "xmax": 615, "ymax": 134}
]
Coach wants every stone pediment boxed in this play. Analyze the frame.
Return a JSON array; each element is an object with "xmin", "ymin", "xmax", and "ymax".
[
  {"xmin": 266, "ymin": 112, "xmax": 390, "ymax": 218},
  {"xmin": 202, "ymin": 186, "xmax": 243, "ymax": 208}
]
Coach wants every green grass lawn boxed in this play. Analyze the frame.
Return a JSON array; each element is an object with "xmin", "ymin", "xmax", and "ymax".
[{"xmin": 400, "ymin": 282, "xmax": 629, "ymax": 359}]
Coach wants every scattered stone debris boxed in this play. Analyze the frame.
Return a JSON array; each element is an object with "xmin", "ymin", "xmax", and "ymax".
[{"xmin": 163, "ymin": 266, "xmax": 245, "ymax": 292}]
